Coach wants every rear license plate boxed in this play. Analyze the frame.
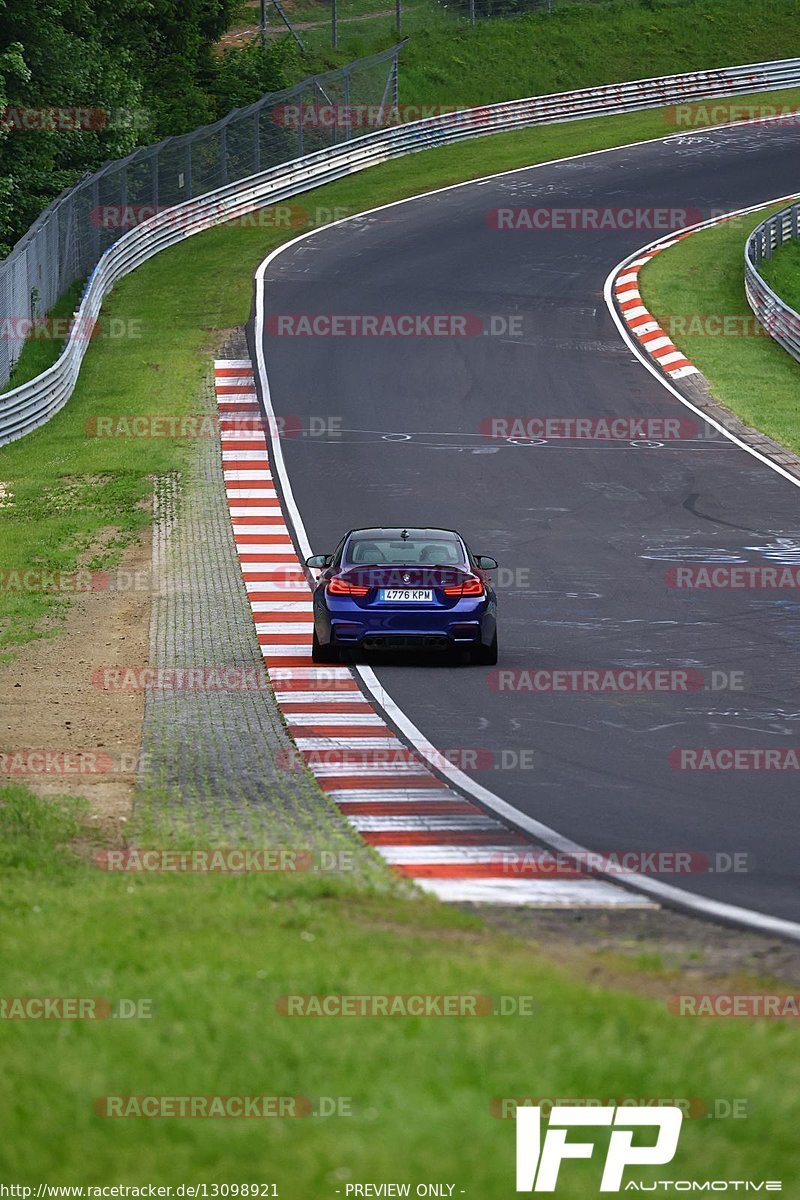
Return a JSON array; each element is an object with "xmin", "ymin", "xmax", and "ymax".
[{"xmin": 380, "ymin": 589, "xmax": 433, "ymax": 602}]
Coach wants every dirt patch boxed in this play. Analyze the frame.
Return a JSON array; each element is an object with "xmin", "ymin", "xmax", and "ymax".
[
  {"xmin": 0, "ymin": 529, "xmax": 152, "ymax": 839},
  {"xmin": 216, "ymin": 8, "xmax": 395, "ymax": 47},
  {"xmin": 473, "ymin": 904, "xmax": 800, "ymax": 991}
]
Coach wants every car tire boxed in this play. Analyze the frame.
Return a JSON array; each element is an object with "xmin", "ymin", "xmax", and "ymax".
[
  {"xmin": 312, "ymin": 629, "xmax": 339, "ymax": 663},
  {"xmin": 470, "ymin": 632, "xmax": 498, "ymax": 666}
]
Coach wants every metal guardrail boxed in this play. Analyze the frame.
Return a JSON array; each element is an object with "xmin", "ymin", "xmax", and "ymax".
[
  {"xmin": 745, "ymin": 200, "xmax": 800, "ymax": 363},
  {"xmin": 4, "ymin": 55, "xmax": 800, "ymax": 446}
]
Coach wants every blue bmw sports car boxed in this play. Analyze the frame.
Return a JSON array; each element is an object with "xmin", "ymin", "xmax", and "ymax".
[{"xmin": 305, "ymin": 526, "xmax": 498, "ymax": 664}]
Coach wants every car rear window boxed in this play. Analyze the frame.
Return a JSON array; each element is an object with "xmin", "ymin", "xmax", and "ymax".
[{"xmin": 344, "ymin": 533, "xmax": 466, "ymax": 567}]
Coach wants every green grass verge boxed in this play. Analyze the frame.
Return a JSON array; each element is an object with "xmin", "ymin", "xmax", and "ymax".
[
  {"xmin": 299, "ymin": 0, "xmax": 800, "ymax": 103},
  {"xmin": 0, "ymin": 282, "xmax": 84, "ymax": 396},
  {"xmin": 640, "ymin": 202, "xmax": 800, "ymax": 453},
  {"xmin": 3, "ymin": 89, "xmax": 800, "ymax": 658},
  {"xmin": 1, "ymin": 789, "xmax": 799, "ymax": 1185},
  {"xmin": 759, "ymin": 233, "xmax": 800, "ymax": 313}
]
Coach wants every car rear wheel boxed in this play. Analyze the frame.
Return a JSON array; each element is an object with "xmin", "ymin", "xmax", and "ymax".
[
  {"xmin": 470, "ymin": 632, "xmax": 498, "ymax": 666},
  {"xmin": 312, "ymin": 629, "xmax": 339, "ymax": 664}
]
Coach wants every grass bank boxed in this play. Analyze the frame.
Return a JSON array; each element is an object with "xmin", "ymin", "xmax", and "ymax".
[
  {"xmin": 640, "ymin": 203, "xmax": 800, "ymax": 453},
  {"xmin": 1, "ymin": 788, "xmax": 799, "ymax": 1185},
  {"xmin": 759, "ymin": 233, "xmax": 800, "ymax": 313},
  {"xmin": 297, "ymin": 0, "xmax": 800, "ymax": 103}
]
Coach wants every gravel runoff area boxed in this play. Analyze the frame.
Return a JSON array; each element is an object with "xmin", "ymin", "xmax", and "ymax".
[{"xmin": 132, "ymin": 331, "xmax": 390, "ymax": 884}]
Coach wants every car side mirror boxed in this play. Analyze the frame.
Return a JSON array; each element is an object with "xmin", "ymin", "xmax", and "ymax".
[
  {"xmin": 306, "ymin": 554, "xmax": 331, "ymax": 568},
  {"xmin": 476, "ymin": 555, "xmax": 498, "ymax": 570}
]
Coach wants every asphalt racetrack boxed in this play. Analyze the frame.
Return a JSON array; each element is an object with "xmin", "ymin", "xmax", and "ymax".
[{"xmin": 251, "ymin": 119, "xmax": 800, "ymax": 924}]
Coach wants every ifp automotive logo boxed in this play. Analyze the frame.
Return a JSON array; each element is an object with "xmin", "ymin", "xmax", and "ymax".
[
  {"xmin": 514, "ymin": 1104, "xmax": 782, "ymax": 1192},
  {"xmin": 515, "ymin": 1105, "xmax": 682, "ymax": 1192}
]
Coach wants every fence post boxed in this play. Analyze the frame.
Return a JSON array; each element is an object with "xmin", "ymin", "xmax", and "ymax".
[
  {"xmin": 253, "ymin": 110, "xmax": 261, "ymax": 172},
  {"xmin": 88, "ymin": 179, "xmax": 101, "ymax": 271},
  {"xmin": 342, "ymin": 70, "xmax": 352, "ymax": 141},
  {"xmin": 185, "ymin": 140, "xmax": 193, "ymax": 199},
  {"xmin": 220, "ymin": 122, "xmax": 229, "ymax": 185}
]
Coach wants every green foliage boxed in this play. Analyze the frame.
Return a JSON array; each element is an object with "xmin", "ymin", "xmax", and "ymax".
[
  {"xmin": 213, "ymin": 37, "xmax": 303, "ymax": 112},
  {"xmin": 759, "ymin": 235, "xmax": 800, "ymax": 318},
  {"xmin": 0, "ymin": 0, "xmax": 244, "ymax": 249},
  {"xmin": 0, "ymin": 1, "xmax": 147, "ymax": 245},
  {"xmin": 0, "ymin": 786, "xmax": 85, "ymax": 872}
]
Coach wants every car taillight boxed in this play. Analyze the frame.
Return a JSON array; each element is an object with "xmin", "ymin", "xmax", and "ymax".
[
  {"xmin": 443, "ymin": 575, "xmax": 484, "ymax": 597},
  {"xmin": 327, "ymin": 576, "xmax": 370, "ymax": 597}
]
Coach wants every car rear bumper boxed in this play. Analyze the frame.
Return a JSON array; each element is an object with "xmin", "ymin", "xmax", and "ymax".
[
  {"xmin": 314, "ymin": 592, "xmax": 495, "ymax": 650},
  {"xmin": 327, "ymin": 613, "xmax": 492, "ymax": 648},
  {"xmin": 358, "ymin": 633, "xmax": 458, "ymax": 650}
]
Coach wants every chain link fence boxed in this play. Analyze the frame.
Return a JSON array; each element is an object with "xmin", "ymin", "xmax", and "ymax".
[
  {"xmin": 0, "ymin": 43, "xmax": 403, "ymax": 389},
  {"xmin": 446, "ymin": 0, "xmax": 653, "ymax": 25}
]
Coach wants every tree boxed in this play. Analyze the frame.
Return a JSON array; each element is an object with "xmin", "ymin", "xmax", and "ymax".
[{"xmin": 0, "ymin": 0, "xmax": 242, "ymax": 251}]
